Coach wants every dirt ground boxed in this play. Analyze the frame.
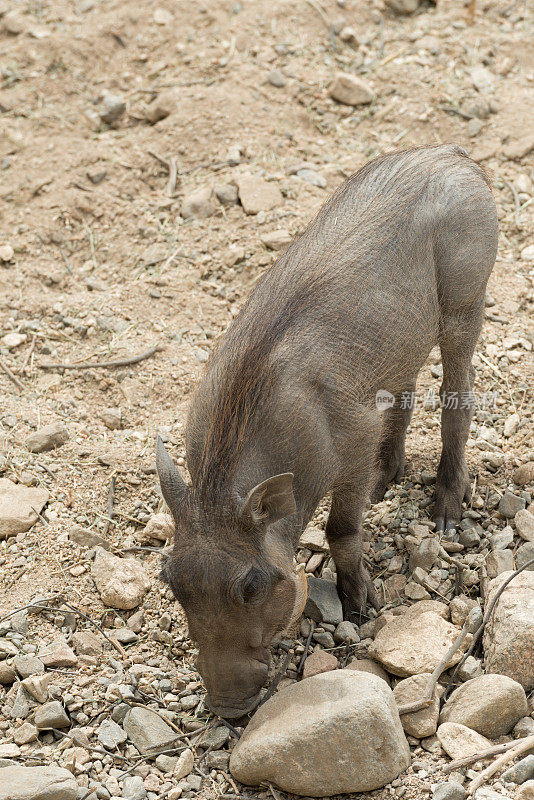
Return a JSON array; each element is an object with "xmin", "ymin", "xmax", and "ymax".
[{"xmin": 0, "ymin": 0, "xmax": 533, "ymax": 798}]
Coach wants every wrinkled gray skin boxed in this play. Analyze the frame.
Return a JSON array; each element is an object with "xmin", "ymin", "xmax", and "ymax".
[{"xmin": 157, "ymin": 145, "xmax": 498, "ymax": 717}]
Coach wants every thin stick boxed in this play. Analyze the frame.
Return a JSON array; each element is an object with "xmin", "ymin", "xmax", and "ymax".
[
  {"xmin": 148, "ymin": 150, "xmax": 171, "ymax": 170},
  {"xmin": 298, "ymin": 621, "xmax": 315, "ymax": 672},
  {"xmin": 468, "ymin": 734, "xmax": 534, "ymax": 795},
  {"xmin": 39, "ymin": 344, "xmax": 160, "ymax": 371},
  {"xmin": 500, "ymin": 176, "xmax": 521, "ymax": 228},
  {"xmin": 58, "ymin": 246, "xmax": 74, "ymax": 274},
  {"xmin": 103, "ymin": 475, "xmax": 116, "ymax": 536},
  {"xmin": 167, "ymin": 156, "xmax": 178, "ymax": 196},
  {"xmin": 437, "ymin": 104, "xmax": 474, "ymax": 121},
  {"xmin": 18, "ymin": 335, "xmax": 37, "ymax": 375},
  {"xmin": 253, "ymin": 647, "xmax": 294, "ymax": 710},
  {"xmin": 0, "ymin": 358, "xmax": 24, "ymax": 390},
  {"xmin": 443, "ymin": 736, "xmax": 534, "ymax": 773},
  {"xmin": 397, "ymin": 618, "xmax": 472, "ymax": 715},
  {"xmin": 444, "ymin": 558, "xmax": 534, "ymax": 700},
  {"xmin": 216, "ymin": 716, "xmax": 241, "ymax": 738}
]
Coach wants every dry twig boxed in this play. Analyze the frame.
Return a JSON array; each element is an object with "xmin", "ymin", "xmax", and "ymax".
[
  {"xmin": 468, "ymin": 734, "xmax": 534, "ymax": 795},
  {"xmin": 39, "ymin": 344, "xmax": 160, "ymax": 371},
  {"xmin": 443, "ymin": 736, "xmax": 534, "ymax": 773},
  {"xmin": 0, "ymin": 358, "xmax": 24, "ymax": 390},
  {"xmin": 103, "ymin": 475, "xmax": 116, "ymax": 537}
]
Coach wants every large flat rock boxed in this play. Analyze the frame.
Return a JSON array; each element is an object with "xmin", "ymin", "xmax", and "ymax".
[
  {"xmin": 0, "ymin": 479, "xmax": 49, "ymax": 539},
  {"xmin": 0, "ymin": 765, "xmax": 77, "ymax": 800},
  {"xmin": 230, "ymin": 670, "xmax": 410, "ymax": 796},
  {"xmin": 483, "ymin": 570, "xmax": 534, "ymax": 690},
  {"xmin": 368, "ymin": 602, "xmax": 467, "ymax": 677},
  {"xmin": 440, "ymin": 674, "xmax": 527, "ymax": 737}
]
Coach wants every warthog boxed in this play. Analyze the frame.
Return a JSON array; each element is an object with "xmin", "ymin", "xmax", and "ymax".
[{"xmin": 156, "ymin": 144, "xmax": 498, "ymax": 717}]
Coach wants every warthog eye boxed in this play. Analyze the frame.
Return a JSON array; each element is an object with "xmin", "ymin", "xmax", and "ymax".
[{"xmin": 232, "ymin": 566, "xmax": 269, "ymax": 606}]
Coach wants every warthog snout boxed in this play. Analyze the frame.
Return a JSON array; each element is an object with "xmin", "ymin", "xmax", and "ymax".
[{"xmin": 198, "ymin": 649, "xmax": 271, "ymax": 718}]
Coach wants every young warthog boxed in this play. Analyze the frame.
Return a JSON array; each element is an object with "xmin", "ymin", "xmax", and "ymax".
[{"xmin": 157, "ymin": 145, "xmax": 498, "ymax": 717}]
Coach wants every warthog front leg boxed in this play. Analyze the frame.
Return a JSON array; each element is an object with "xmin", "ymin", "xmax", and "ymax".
[{"xmin": 326, "ymin": 486, "xmax": 380, "ymax": 619}]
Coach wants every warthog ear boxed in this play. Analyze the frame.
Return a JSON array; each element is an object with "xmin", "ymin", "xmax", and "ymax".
[
  {"xmin": 156, "ymin": 436, "xmax": 188, "ymax": 520},
  {"xmin": 241, "ymin": 473, "xmax": 296, "ymax": 526}
]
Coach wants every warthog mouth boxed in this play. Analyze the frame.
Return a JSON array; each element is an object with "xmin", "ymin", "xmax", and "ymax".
[{"xmin": 207, "ymin": 693, "xmax": 262, "ymax": 719}]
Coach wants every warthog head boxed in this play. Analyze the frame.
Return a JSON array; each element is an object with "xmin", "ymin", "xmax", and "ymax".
[{"xmin": 156, "ymin": 437, "xmax": 307, "ymax": 718}]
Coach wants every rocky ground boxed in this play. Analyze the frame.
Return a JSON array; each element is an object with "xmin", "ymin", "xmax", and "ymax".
[{"xmin": 1, "ymin": 0, "xmax": 534, "ymax": 799}]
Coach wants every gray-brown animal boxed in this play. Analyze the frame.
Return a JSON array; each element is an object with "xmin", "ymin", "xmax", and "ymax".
[{"xmin": 156, "ymin": 144, "xmax": 498, "ymax": 718}]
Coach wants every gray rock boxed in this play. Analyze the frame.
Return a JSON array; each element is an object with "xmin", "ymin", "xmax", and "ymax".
[
  {"xmin": 483, "ymin": 570, "xmax": 534, "ymax": 690},
  {"xmin": 99, "ymin": 92, "xmax": 126, "ymax": 125},
  {"xmin": 235, "ymin": 174, "xmax": 282, "ymax": 215},
  {"xmin": 0, "ymin": 479, "xmax": 49, "ymax": 539},
  {"xmin": 123, "ymin": 707, "xmax": 177, "ymax": 754},
  {"xmin": 369, "ymin": 602, "xmax": 466, "ymax": 677},
  {"xmin": 97, "ymin": 718, "xmax": 127, "ymax": 749},
  {"xmin": 501, "ymin": 754, "xmax": 534, "ymax": 784},
  {"xmin": 25, "ymin": 423, "xmax": 69, "ymax": 453},
  {"xmin": 0, "ymin": 661, "xmax": 16, "ymax": 684},
  {"xmin": 437, "ymin": 722, "xmax": 492, "ymax": 760},
  {"xmin": 10, "ymin": 685, "xmax": 31, "ymax": 719},
  {"xmin": 38, "ymin": 637, "xmax": 77, "ymax": 668},
  {"xmin": 69, "ymin": 526, "xmax": 109, "ymax": 549},
  {"xmin": 268, "ymin": 69, "xmax": 287, "ymax": 88},
  {"xmin": 155, "ymin": 753, "xmax": 177, "ymax": 773},
  {"xmin": 0, "ymin": 638, "xmax": 19, "ymax": 659},
  {"xmin": 299, "ymin": 526, "xmax": 328, "ymax": 551},
  {"xmin": 0, "ymin": 765, "xmax": 77, "ymax": 800},
  {"xmin": 22, "ymin": 673, "xmax": 51, "ymax": 703},
  {"xmin": 333, "ymin": 620, "xmax": 359, "ymax": 644},
  {"xmin": 13, "ymin": 655, "xmax": 45, "ymax": 679},
  {"xmin": 432, "ymin": 782, "xmax": 466, "ymax": 800},
  {"xmin": 499, "ymin": 492, "xmax": 526, "ymax": 518},
  {"xmin": 409, "ymin": 536, "xmax": 440, "ymax": 572},
  {"xmin": 198, "ymin": 726, "xmax": 229, "ymax": 750},
  {"xmin": 206, "ymin": 750, "xmax": 230, "ymax": 770},
  {"xmin": 513, "ymin": 717, "xmax": 534, "ymax": 738},
  {"xmin": 181, "ymin": 186, "xmax": 218, "ymax": 220},
  {"xmin": 91, "ymin": 548, "xmax": 150, "ymax": 610},
  {"xmin": 516, "ymin": 509, "xmax": 534, "ymax": 542},
  {"xmin": 516, "ymin": 541, "xmax": 534, "ymax": 570},
  {"xmin": 474, "ymin": 790, "xmax": 509, "ymax": 800},
  {"xmin": 344, "ymin": 657, "xmax": 390, "ymax": 684},
  {"xmin": 121, "ymin": 775, "xmax": 146, "ymax": 800},
  {"xmin": 490, "ymin": 527, "xmax": 514, "ymax": 550},
  {"xmin": 304, "ymin": 576, "xmax": 343, "ymax": 625},
  {"xmin": 485, "ymin": 548, "xmax": 514, "ymax": 578},
  {"xmin": 35, "ymin": 700, "xmax": 70, "ymax": 730},
  {"xmin": 229, "ymin": 671, "xmax": 410, "ymax": 795},
  {"xmin": 296, "ymin": 169, "xmax": 327, "ymax": 188},
  {"xmin": 384, "ymin": 0, "xmax": 420, "ymax": 13},
  {"xmin": 440, "ymin": 674, "xmax": 527, "ymax": 737},
  {"xmin": 110, "ymin": 628, "xmax": 137, "ymax": 644},
  {"xmin": 456, "ymin": 655, "xmax": 483, "ymax": 682},
  {"xmin": 214, "ymin": 183, "xmax": 238, "ymax": 205},
  {"xmin": 71, "ymin": 630, "xmax": 103, "ymax": 655},
  {"xmin": 13, "ymin": 722, "xmax": 38, "ymax": 745},
  {"xmin": 260, "ymin": 229, "xmax": 292, "ymax": 251},
  {"xmin": 393, "ymin": 673, "xmax": 440, "ymax": 738},
  {"xmin": 329, "ymin": 72, "xmax": 375, "ymax": 106}
]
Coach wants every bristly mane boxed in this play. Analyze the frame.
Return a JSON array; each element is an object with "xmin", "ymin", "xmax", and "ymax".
[{"xmin": 192, "ymin": 284, "xmax": 310, "ymax": 502}]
